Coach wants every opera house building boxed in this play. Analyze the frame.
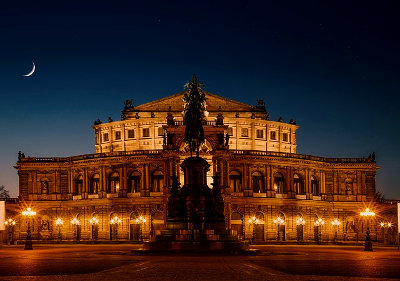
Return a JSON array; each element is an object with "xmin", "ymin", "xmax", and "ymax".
[{"xmin": 4, "ymin": 78, "xmax": 398, "ymax": 245}]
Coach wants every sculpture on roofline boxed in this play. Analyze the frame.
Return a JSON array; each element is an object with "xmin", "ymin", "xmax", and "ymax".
[{"xmin": 183, "ymin": 74, "xmax": 207, "ymax": 157}]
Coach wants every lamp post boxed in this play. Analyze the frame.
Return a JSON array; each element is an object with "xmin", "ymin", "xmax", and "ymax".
[
  {"xmin": 110, "ymin": 216, "xmax": 122, "ymax": 241},
  {"xmin": 71, "ymin": 217, "xmax": 80, "ymax": 242},
  {"xmin": 22, "ymin": 207, "xmax": 36, "ymax": 250},
  {"xmin": 273, "ymin": 216, "xmax": 285, "ymax": 242},
  {"xmin": 89, "ymin": 217, "xmax": 99, "ymax": 240},
  {"xmin": 331, "ymin": 218, "xmax": 340, "ymax": 243},
  {"xmin": 248, "ymin": 216, "xmax": 260, "ymax": 242},
  {"xmin": 314, "ymin": 218, "xmax": 325, "ymax": 243},
  {"xmin": 55, "ymin": 218, "xmax": 63, "ymax": 241},
  {"xmin": 295, "ymin": 217, "xmax": 305, "ymax": 242},
  {"xmin": 360, "ymin": 208, "xmax": 375, "ymax": 251},
  {"xmin": 4, "ymin": 218, "xmax": 16, "ymax": 245},
  {"xmin": 135, "ymin": 216, "xmax": 146, "ymax": 241}
]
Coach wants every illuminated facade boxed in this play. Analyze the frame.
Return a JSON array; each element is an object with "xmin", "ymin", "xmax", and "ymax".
[{"xmin": 5, "ymin": 84, "xmax": 398, "ymax": 244}]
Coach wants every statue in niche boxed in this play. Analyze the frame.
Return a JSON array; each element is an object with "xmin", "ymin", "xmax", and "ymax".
[
  {"xmin": 183, "ymin": 74, "xmax": 206, "ymax": 157},
  {"xmin": 225, "ymin": 133, "xmax": 230, "ymax": 146},
  {"xmin": 345, "ymin": 179, "xmax": 353, "ymax": 195},
  {"xmin": 41, "ymin": 181, "xmax": 48, "ymax": 194},
  {"xmin": 41, "ymin": 220, "xmax": 50, "ymax": 231}
]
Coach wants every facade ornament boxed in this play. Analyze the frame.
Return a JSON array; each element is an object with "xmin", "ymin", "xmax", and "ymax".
[
  {"xmin": 108, "ymin": 117, "xmax": 113, "ymax": 122},
  {"xmin": 124, "ymin": 99, "xmax": 134, "ymax": 109}
]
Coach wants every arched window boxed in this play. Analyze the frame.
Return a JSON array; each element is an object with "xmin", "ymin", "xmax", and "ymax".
[
  {"xmin": 151, "ymin": 170, "xmax": 164, "ymax": 192},
  {"xmin": 293, "ymin": 173, "xmax": 304, "ymax": 194},
  {"xmin": 229, "ymin": 170, "xmax": 242, "ymax": 192},
  {"xmin": 74, "ymin": 175, "xmax": 83, "ymax": 195},
  {"xmin": 311, "ymin": 176, "xmax": 319, "ymax": 195},
  {"xmin": 345, "ymin": 178, "xmax": 353, "ymax": 195},
  {"xmin": 108, "ymin": 172, "xmax": 120, "ymax": 193},
  {"xmin": 252, "ymin": 171, "xmax": 265, "ymax": 193},
  {"xmin": 129, "ymin": 171, "xmax": 141, "ymax": 193},
  {"xmin": 90, "ymin": 174, "xmax": 100, "ymax": 194},
  {"xmin": 274, "ymin": 172, "xmax": 285, "ymax": 194}
]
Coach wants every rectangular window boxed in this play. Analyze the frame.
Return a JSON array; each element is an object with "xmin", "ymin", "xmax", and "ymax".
[
  {"xmin": 95, "ymin": 133, "xmax": 99, "ymax": 145},
  {"xmin": 227, "ymin": 127, "xmax": 233, "ymax": 136},
  {"xmin": 115, "ymin": 131, "xmax": 121, "ymax": 140},
  {"xmin": 103, "ymin": 133, "xmax": 109, "ymax": 142},
  {"xmin": 256, "ymin": 129, "xmax": 264, "ymax": 139},
  {"xmin": 270, "ymin": 131, "xmax": 276, "ymax": 140},
  {"xmin": 158, "ymin": 127, "xmax": 164, "ymax": 136},
  {"xmin": 143, "ymin": 128, "xmax": 150, "ymax": 138},
  {"xmin": 127, "ymin": 129, "xmax": 135, "ymax": 139},
  {"xmin": 283, "ymin": 133, "xmax": 288, "ymax": 142},
  {"xmin": 241, "ymin": 128, "xmax": 248, "ymax": 137}
]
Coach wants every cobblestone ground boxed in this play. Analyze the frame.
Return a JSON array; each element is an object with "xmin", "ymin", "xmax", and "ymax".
[{"xmin": 0, "ymin": 244, "xmax": 399, "ymax": 281}]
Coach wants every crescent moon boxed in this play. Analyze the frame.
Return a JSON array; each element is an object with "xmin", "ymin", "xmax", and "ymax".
[{"xmin": 23, "ymin": 62, "xmax": 36, "ymax": 77}]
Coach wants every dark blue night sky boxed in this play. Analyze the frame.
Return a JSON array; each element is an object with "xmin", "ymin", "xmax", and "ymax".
[{"xmin": 0, "ymin": 1, "xmax": 399, "ymax": 198}]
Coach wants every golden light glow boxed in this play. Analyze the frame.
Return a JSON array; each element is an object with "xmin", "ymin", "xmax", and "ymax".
[
  {"xmin": 135, "ymin": 215, "xmax": 146, "ymax": 223},
  {"xmin": 295, "ymin": 217, "xmax": 305, "ymax": 225},
  {"xmin": 360, "ymin": 208, "xmax": 375, "ymax": 217},
  {"xmin": 273, "ymin": 217, "xmax": 285, "ymax": 225},
  {"xmin": 331, "ymin": 218, "xmax": 340, "ymax": 226},
  {"xmin": 5, "ymin": 218, "xmax": 16, "ymax": 226},
  {"xmin": 55, "ymin": 218, "xmax": 63, "ymax": 226},
  {"xmin": 89, "ymin": 217, "xmax": 99, "ymax": 225},
  {"xmin": 314, "ymin": 218, "xmax": 325, "ymax": 226},
  {"xmin": 22, "ymin": 207, "xmax": 36, "ymax": 217},
  {"xmin": 110, "ymin": 216, "xmax": 122, "ymax": 224},
  {"xmin": 380, "ymin": 221, "xmax": 393, "ymax": 228},
  {"xmin": 248, "ymin": 216, "xmax": 260, "ymax": 224},
  {"xmin": 71, "ymin": 217, "xmax": 80, "ymax": 225}
]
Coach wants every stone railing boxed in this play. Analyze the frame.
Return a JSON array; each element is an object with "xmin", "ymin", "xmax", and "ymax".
[
  {"xmin": 19, "ymin": 150, "xmax": 163, "ymax": 163},
  {"xmin": 169, "ymin": 120, "xmax": 219, "ymax": 126},
  {"xmin": 231, "ymin": 150, "xmax": 374, "ymax": 163}
]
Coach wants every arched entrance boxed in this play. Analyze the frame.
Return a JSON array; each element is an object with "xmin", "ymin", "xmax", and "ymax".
[
  {"xmin": 151, "ymin": 212, "xmax": 164, "ymax": 239},
  {"xmin": 295, "ymin": 215, "xmax": 305, "ymax": 242},
  {"xmin": 254, "ymin": 212, "xmax": 264, "ymax": 241},
  {"xmin": 129, "ymin": 213, "xmax": 141, "ymax": 241},
  {"xmin": 230, "ymin": 212, "xmax": 243, "ymax": 240},
  {"xmin": 274, "ymin": 213, "xmax": 286, "ymax": 241}
]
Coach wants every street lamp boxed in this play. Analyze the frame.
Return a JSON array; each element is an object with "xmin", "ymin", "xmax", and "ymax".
[
  {"xmin": 55, "ymin": 218, "xmax": 63, "ymax": 241},
  {"xmin": 360, "ymin": 208, "xmax": 375, "ymax": 251},
  {"xmin": 273, "ymin": 216, "xmax": 285, "ymax": 241},
  {"xmin": 22, "ymin": 207, "xmax": 36, "ymax": 250},
  {"xmin": 248, "ymin": 216, "xmax": 260, "ymax": 242},
  {"xmin": 135, "ymin": 216, "xmax": 146, "ymax": 241},
  {"xmin": 89, "ymin": 217, "xmax": 99, "ymax": 240},
  {"xmin": 314, "ymin": 218, "xmax": 325, "ymax": 243},
  {"xmin": 71, "ymin": 217, "xmax": 80, "ymax": 242},
  {"xmin": 110, "ymin": 216, "xmax": 122, "ymax": 241},
  {"xmin": 5, "ymin": 218, "xmax": 16, "ymax": 245},
  {"xmin": 331, "ymin": 218, "xmax": 340, "ymax": 243},
  {"xmin": 295, "ymin": 217, "xmax": 305, "ymax": 242}
]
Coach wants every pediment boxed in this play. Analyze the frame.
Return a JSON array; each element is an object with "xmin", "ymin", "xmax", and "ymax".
[{"xmin": 134, "ymin": 91, "xmax": 255, "ymax": 112}]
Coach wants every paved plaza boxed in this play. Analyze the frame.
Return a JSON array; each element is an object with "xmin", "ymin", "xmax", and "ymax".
[{"xmin": 0, "ymin": 244, "xmax": 399, "ymax": 280}]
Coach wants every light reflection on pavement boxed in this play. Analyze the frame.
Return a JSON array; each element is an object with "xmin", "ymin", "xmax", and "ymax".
[{"xmin": 0, "ymin": 244, "xmax": 399, "ymax": 280}]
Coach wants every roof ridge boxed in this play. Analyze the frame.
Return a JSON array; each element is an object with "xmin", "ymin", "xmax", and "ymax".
[{"xmin": 134, "ymin": 90, "xmax": 253, "ymax": 110}]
